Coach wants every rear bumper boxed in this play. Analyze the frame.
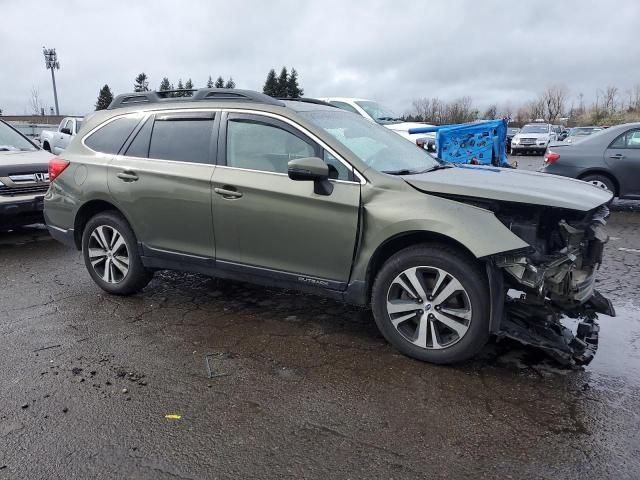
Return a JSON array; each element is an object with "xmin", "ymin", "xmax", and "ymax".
[
  {"xmin": 0, "ymin": 196, "xmax": 45, "ymax": 227},
  {"xmin": 46, "ymin": 224, "xmax": 76, "ymax": 249}
]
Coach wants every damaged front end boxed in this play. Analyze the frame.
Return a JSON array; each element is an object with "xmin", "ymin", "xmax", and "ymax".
[{"xmin": 491, "ymin": 203, "xmax": 615, "ymax": 366}]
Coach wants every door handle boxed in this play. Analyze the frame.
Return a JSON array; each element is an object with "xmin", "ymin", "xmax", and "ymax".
[
  {"xmin": 116, "ymin": 170, "xmax": 139, "ymax": 182},
  {"xmin": 214, "ymin": 187, "xmax": 243, "ymax": 199},
  {"xmin": 608, "ymin": 154, "xmax": 625, "ymax": 159}
]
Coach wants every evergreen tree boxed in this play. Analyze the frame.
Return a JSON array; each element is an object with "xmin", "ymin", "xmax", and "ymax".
[
  {"xmin": 214, "ymin": 76, "xmax": 225, "ymax": 88},
  {"xmin": 206, "ymin": 76, "xmax": 214, "ymax": 88},
  {"xmin": 224, "ymin": 77, "xmax": 235, "ymax": 89},
  {"xmin": 185, "ymin": 78, "xmax": 194, "ymax": 95},
  {"xmin": 133, "ymin": 73, "xmax": 149, "ymax": 92},
  {"xmin": 263, "ymin": 69, "xmax": 278, "ymax": 96},
  {"xmin": 159, "ymin": 77, "xmax": 171, "ymax": 92},
  {"xmin": 286, "ymin": 68, "xmax": 303, "ymax": 98},
  {"xmin": 176, "ymin": 79, "xmax": 185, "ymax": 97},
  {"xmin": 276, "ymin": 67, "xmax": 289, "ymax": 97},
  {"xmin": 95, "ymin": 84, "xmax": 114, "ymax": 110}
]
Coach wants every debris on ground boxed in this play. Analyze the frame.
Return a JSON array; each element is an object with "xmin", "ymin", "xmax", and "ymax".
[
  {"xmin": 205, "ymin": 353, "xmax": 231, "ymax": 379},
  {"xmin": 165, "ymin": 414, "xmax": 182, "ymax": 420}
]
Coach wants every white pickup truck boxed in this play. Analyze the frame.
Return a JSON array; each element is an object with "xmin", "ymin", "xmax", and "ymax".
[{"xmin": 40, "ymin": 117, "xmax": 83, "ymax": 154}]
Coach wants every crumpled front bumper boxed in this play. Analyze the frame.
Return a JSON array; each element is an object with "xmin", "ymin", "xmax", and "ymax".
[
  {"xmin": 497, "ymin": 291, "xmax": 614, "ymax": 366},
  {"xmin": 491, "ymin": 204, "xmax": 615, "ymax": 365}
]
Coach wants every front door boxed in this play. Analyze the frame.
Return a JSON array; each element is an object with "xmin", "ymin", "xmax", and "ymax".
[
  {"xmin": 107, "ymin": 111, "xmax": 218, "ymax": 259},
  {"xmin": 54, "ymin": 119, "xmax": 73, "ymax": 154},
  {"xmin": 211, "ymin": 112, "xmax": 360, "ymax": 286},
  {"xmin": 604, "ymin": 128, "xmax": 640, "ymax": 197}
]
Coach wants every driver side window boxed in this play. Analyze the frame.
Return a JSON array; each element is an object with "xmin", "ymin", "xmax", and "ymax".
[{"xmin": 226, "ymin": 119, "xmax": 315, "ymax": 174}]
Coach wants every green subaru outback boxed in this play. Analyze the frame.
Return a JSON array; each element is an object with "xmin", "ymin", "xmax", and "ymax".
[{"xmin": 44, "ymin": 89, "xmax": 615, "ymax": 365}]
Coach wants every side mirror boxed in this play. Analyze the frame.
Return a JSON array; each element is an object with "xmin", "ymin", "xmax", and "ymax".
[
  {"xmin": 288, "ymin": 157, "xmax": 333, "ymax": 196},
  {"xmin": 60, "ymin": 128, "xmax": 72, "ymax": 135}
]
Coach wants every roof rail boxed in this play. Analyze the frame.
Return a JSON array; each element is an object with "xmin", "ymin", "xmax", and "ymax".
[
  {"xmin": 107, "ymin": 88, "xmax": 285, "ymax": 110},
  {"xmin": 277, "ymin": 97, "xmax": 336, "ymax": 107}
]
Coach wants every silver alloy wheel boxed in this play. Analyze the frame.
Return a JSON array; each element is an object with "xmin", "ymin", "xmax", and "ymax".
[
  {"xmin": 386, "ymin": 266, "xmax": 472, "ymax": 350},
  {"xmin": 87, "ymin": 225, "xmax": 130, "ymax": 284},
  {"xmin": 589, "ymin": 180, "xmax": 611, "ymax": 192}
]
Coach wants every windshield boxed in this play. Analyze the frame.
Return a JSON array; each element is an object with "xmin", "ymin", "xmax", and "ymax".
[
  {"xmin": 0, "ymin": 121, "xmax": 37, "ymax": 152},
  {"xmin": 300, "ymin": 109, "xmax": 440, "ymax": 174},
  {"xmin": 354, "ymin": 101, "xmax": 403, "ymax": 125},
  {"xmin": 571, "ymin": 127, "xmax": 601, "ymax": 136},
  {"xmin": 520, "ymin": 124, "xmax": 549, "ymax": 134}
]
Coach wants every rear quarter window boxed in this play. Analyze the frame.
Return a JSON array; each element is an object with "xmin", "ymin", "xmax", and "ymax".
[{"xmin": 84, "ymin": 116, "xmax": 140, "ymax": 154}]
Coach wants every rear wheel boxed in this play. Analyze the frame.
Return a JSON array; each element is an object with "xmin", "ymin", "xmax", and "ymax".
[
  {"xmin": 371, "ymin": 244, "xmax": 490, "ymax": 364},
  {"xmin": 82, "ymin": 211, "xmax": 153, "ymax": 295},
  {"xmin": 42, "ymin": 142, "xmax": 51, "ymax": 152},
  {"xmin": 581, "ymin": 174, "xmax": 615, "ymax": 195}
]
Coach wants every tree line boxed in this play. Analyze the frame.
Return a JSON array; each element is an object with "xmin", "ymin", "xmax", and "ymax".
[
  {"xmin": 95, "ymin": 67, "xmax": 304, "ymax": 110},
  {"xmin": 408, "ymin": 83, "xmax": 640, "ymax": 127}
]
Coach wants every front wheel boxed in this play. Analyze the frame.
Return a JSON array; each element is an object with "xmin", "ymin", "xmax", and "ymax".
[
  {"xmin": 371, "ymin": 244, "xmax": 490, "ymax": 364},
  {"xmin": 82, "ymin": 211, "xmax": 153, "ymax": 295}
]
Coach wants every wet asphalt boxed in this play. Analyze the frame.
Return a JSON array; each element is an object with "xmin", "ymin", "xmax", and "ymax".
[{"xmin": 1, "ymin": 156, "xmax": 639, "ymax": 479}]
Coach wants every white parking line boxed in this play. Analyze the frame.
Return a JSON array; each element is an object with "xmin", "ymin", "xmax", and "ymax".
[{"xmin": 618, "ymin": 247, "xmax": 640, "ymax": 254}]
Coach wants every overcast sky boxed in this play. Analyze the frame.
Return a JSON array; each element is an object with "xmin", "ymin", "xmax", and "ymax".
[{"xmin": 1, "ymin": 0, "xmax": 639, "ymax": 116}]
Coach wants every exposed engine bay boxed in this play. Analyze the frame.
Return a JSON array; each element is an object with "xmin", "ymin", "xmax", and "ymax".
[{"xmin": 490, "ymin": 202, "xmax": 615, "ymax": 366}]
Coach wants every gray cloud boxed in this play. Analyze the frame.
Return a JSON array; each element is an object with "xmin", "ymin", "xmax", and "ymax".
[{"xmin": 1, "ymin": 0, "xmax": 638, "ymax": 116}]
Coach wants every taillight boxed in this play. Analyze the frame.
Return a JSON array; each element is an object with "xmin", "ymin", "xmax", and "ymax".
[
  {"xmin": 48, "ymin": 158, "xmax": 70, "ymax": 182},
  {"xmin": 544, "ymin": 151, "xmax": 560, "ymax": 165}
]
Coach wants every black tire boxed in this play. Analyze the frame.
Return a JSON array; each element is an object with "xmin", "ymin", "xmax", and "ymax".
[
  {"xmin": 371, "ymin": 244, "xmax": 490, "ymax": 364},
  {"xmin": 42, "ymin": 142, "xmax": 51, "ymax": 152},
  {"xmin": 81, "ymin": 211, "xmax": 153, "ymax": 295},
  {"xmin": 581, "ymin": 174, "xmax": 616, "ymax": 196}
]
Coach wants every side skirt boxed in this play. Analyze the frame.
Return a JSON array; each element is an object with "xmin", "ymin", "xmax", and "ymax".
[{"xmin": 139, "ymin": 245, "xmax": 366, "ymax": 304}]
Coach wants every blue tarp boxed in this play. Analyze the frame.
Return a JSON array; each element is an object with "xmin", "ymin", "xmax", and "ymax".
[{"xmin": 409, "ymin": 119, "xmax": 510, "ymax": 167}]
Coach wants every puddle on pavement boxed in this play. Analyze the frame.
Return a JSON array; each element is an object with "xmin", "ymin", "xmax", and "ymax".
[{"xmin": 585, "ymin": 303, "xmax": 640, "ymax": 389}]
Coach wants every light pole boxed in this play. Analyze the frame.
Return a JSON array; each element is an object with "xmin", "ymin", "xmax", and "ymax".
[{"xmin": 43, "ymin": 47, "xmax": 60, "ymax": 115}]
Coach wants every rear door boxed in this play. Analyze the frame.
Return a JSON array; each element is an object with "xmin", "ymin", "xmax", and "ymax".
[
  {"xmin": 107, "ymin": 111, "xmax": 218, "ymax": 259},
  {"xmin": 211, "ymin": 111, "xmax": 360, "ymax": 286},
  {"xmin": 604, "ymin": 128, "xmax": 640, "ymax": 197}
]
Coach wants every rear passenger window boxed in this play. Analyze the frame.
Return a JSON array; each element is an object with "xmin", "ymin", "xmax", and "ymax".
[
  {"xmin": 148, "ymin": 115, "xmax": 214, "ymax": 163},
  {"xmin": 85, "ymin": 116, "xmax": 139, "ymax": 154}
]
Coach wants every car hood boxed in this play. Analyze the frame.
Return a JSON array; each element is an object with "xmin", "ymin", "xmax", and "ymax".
[
  {"xmin": 514, "ymin": 132, "xmax": 548, "ymax": 140},
  {"xmin": 401, "ymin": 165, "xmax": 612, "ymax": 211},
  {"xmin": 0, "ymin": 149, "xmax": 53, "ymax": 175}
]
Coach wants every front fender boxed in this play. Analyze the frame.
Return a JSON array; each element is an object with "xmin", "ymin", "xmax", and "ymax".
[{"xmin": 350, "ymin": 184, "xmax": 529, "ymax": 285}]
